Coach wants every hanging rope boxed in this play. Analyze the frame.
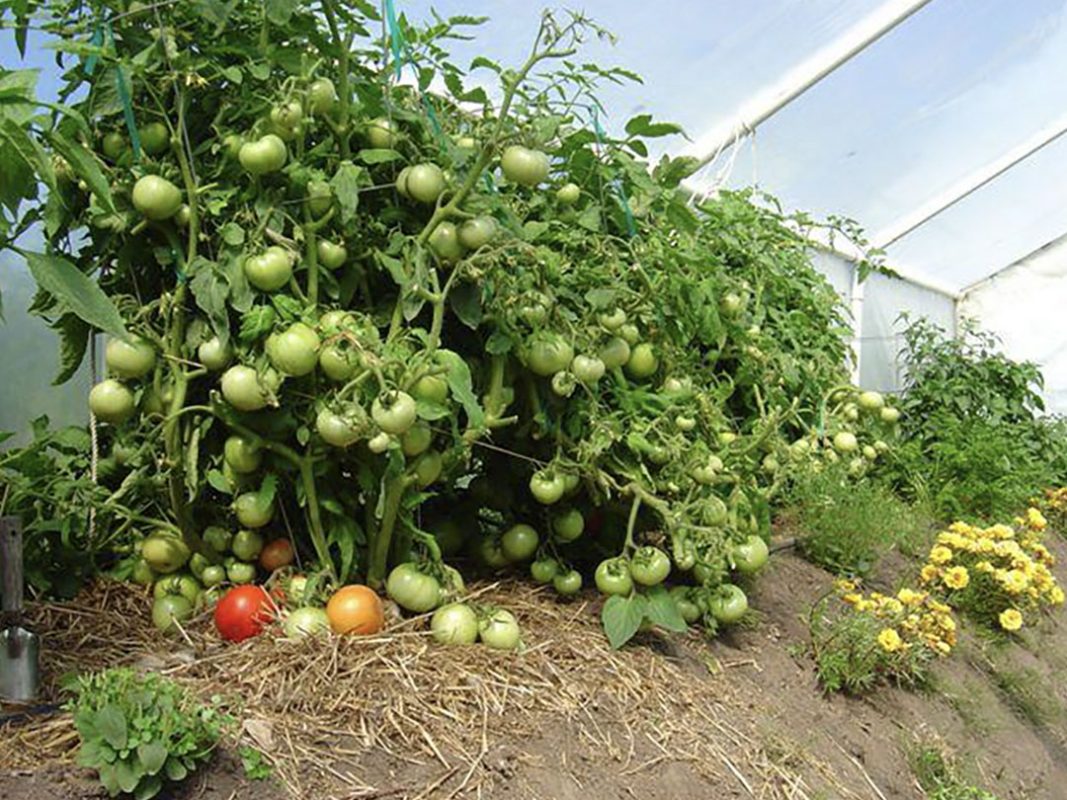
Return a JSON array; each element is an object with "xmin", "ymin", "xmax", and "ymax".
[{"xmin": 83, "ymin": 17, "xmax": 142, "ymax": 160}]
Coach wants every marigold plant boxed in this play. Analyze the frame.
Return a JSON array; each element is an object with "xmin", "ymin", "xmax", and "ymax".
[
  {"xmin": 810, "ymin": 579, "xmax": 956, "ymax": 693},
  {"xmin": 918, "ymin": 510, "xmax": 1064, "ymax": 633}
]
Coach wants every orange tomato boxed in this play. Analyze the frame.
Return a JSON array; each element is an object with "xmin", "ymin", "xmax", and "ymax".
[
  {"xmin": 259, "ymin": 538, "xmax": 295, "ymax": 572},
  {"xmin": 326, "ymin": 585, "xmax": 384, "ymax": 635}
]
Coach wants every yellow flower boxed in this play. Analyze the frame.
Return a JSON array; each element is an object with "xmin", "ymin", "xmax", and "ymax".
[
  {"xmin": 1026, "ymin": 508, "xmax": 1048, "ymax": 531},
  {"xmin": 929, "ymin": 545, "xmax": 953, "ymax": 564},
  {"xmin": 877, "ymin": 628, "xmax": 903, "ymax": 652},
  {"xmin": 1000, "ymin": 569, "xmax": 1028, "ymax": 594},
  {"xmin": 920, "ymin": 564, "xmax": 940, "ymax": 583},
  {"xmin": 1051, "ymin": 586, "xmax": 1065, "ymax": 605},
  {"xmin": 841, "ymin": 593, "xmax": 862, "ymax": 606},
  {"xmin": 998, "ymin": 609, "xmax": 1023, "ymax": 632},
  {"xmin": 897, "ymin": 588, "xmax": 925, "ymax": 606},
  {"xmin": 835, "ymin": 578, "xmax": 857, "ymax": 593},
  {"xmin": 948, "ymin": 521, "xmax": 973, "ymax": 535},
  {"xmin": 943, "ymin": 566, "xmax": 970, "ymax": 590},
  {"xmin": 974, "ymin": 560, "xmax": 995, "ymax": 574},
  {"xmin": 987, "ymin": 524, "xmax": 1015, "ymax": 540}
]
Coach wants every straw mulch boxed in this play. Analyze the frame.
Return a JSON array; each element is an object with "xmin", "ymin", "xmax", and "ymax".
[{"xmin": 0, "ymin": 579, "xmax": 851, "ymax": 799}]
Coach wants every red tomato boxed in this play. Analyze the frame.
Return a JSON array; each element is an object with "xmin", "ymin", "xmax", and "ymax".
[
  {"xmin": 214, "ymin": 585, "xmax": 275, "ymax": 642},
  {"xmin": 259, "ymin": 539, "xmax": 295, "ymax": 572}
]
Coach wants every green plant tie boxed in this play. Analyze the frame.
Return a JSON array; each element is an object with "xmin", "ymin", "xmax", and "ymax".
[
  {"xmin": 384, "ymin": 0, "xmax": 448, "ymax": 153},
  {"xmin": 591, "ymin": 107, "xmax": 636, "ymax": 238}
]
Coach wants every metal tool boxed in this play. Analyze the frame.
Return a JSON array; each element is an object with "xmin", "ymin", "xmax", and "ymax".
[{"xmin": 1, "ymin": 516, "xmax": 39, "ymax": 703}]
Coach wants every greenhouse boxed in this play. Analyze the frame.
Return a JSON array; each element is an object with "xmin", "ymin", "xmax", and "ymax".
[{"xmin": 1, "ymin": 2, "xmax": 1067, "ymax": 799}]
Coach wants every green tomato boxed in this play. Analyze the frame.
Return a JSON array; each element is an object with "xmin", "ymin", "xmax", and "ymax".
[
  {"xmin": 188, "ymin": 553, "xmax": 210, "ymax": 581},
  {"xmin": 571, "ymin": 354, "xmax": 605, "ymax": 385},
  {"xmin": 530, "ymin": 558, "xmax": 560, "ymax": 584},
  {"xmin": 152, "ymin": 595, "xmax": 193, "ymax": 633},
  {"xmin": 270, "ymin": 100, "xmax": 303, "ymax": 132},
  {"xmin": 429, "ymin": 222, "xmax": 465, "ymax": 263},
  {"xmin": 266, "ymin": 322, "xmax": 321, "ymax": 377},
  {"xmin": 858, "ymin": 390, "xmax": 885, "ymax": 412},
  {"xmin": 501, "ymin": 145, "xmax": 549, "ymax": 186},
  {"xmin": 201, "ymin": 565, "xmax": 226, "ymax": 587},
  {"xmin": 105, "ymin": 336, "xmax": 156, "ymax": 380},
  {"xmin": 708, "ymin": 584, "xmax": 748, "ymax": 624},
  {"xmin": 226, "ymin": 561, "xmax": 256, "ymax": 584},
  {"xmin": 598, "ymin": 337, "xmax": 631, "ymax": 370},
  {"xmin": 89, "ymin": 379, "xmax": 136, "ymax": 424},
  {"xmin": 307, "ymin": 77, "xmax": 338, "ymax": 115},
  {"xmin": 231, "ymin": 529, "xmax": 265, "ymax": 561},
  {"xmin": 501, "ymin": 524, "xmax": 539, "ymax": 562},
  {"xmin": 630, "ymin": 546, "xmax": 671, "ymax": 586},
  {"xmin": 317, "ymin": 240, "xmax": 347, "ymax": 270},
  {"xmin": 719, "ymin": 293, "xmax": 745, "ymax": 317},
  {"xmin": 140, "ymin": 121, "xmax": 170, "ymax": 156},
  {"xmin": 432, "ymin": 520, "xmax": 467, "ymax": 557},
  {"xmin": 833, "ymin": 431, "xmax": 859, "ymax": 454},
  {"xmin": 318, "ymin": 344, "xmax": 361, "ymax": 382},
  {"xmin": 131, "ymin": 559, "xmax": 155, "ymax": 586},
  {"xmin": 478, "ymin": 608, "xmax": 521, "ymax": 650},
  {"xmin": 220, "ymin": 366, "xmax": 271, "ymax": 412},
  {"xmin": 239, "ymin": 133, "xmax": 287, "ymax": 175},
  {"xmin": 401, "ymin": 421, "xmax": 432, "ymax": 457},
  {"xmin": 101, "ymin": 131, "xmax": 127, "ymax": 161},
  {"xmin": 234, "ymin": 492, "xmax": 274, "ymax": 529},
  {"xmin": 386, "ymin": 563, "xmax": 441, "ymax": 613},
  {"xmin": 457, "ymin": 216, "xmax": 497, "ymax": 250},
  {"xmin": 455, "ymin": 135, "xmax": 477, "ymax": 150},
  {"xmin": 880, "ymin": 407, "xmax": 901, "ymax": 424},
  {"xmin": 431, "ymin": 603, "xmax": 479, "ymax": 645},
  {"xmin": 594, "ymin": 558, "xmax": 633, "ymax": 596},
  {"xmin": 556, "ymin": 182, "xmax": 580, "ymax": 204},
  {"xmin": 411, "ymin": 374, "xmax": 449, "ymax": 404},
  {"xmin": 478, "ymin": 535, "xmax": 511, "ymax": 570},
  {"xmin": 198, "ymin": 336, "xmax": 233, "ymax": 371},
  {"xmin": 553, "ymin": 569, "xmax": 582, "ymax": 596},
  {"xmin": 316, "ymin": 407, "xmax": 363, "ymax": 448},
  {"xmin": 625, "ymin": 343, "xmax": 659, "ymax": 380},
  {"xmin": 618, "ymin": 323, "xmax": 641, "ymax": 345},
  {"xmin": 413, "ymin": 450, "xmax": 443, "ymax": 488},
  {"xmin": 704, "ymin": 496, "xmax": 729, "ymax": 527},
  {"xmin": 244, "ymin": 246, "xmax": 293, "ymax": 292},
  {"xmin": 670, "ymin": 586, "xmax": 701, "ymax": 623},
  {"xmin": 284, "ymin": 607, "xmax": 331, "ymax": 638},
  {"xmin": 203, "ymin": 525, "xmax": 232, "ymax": 555},
  {"xmin": 732, "ymin": 535, "xmax": 769, "ymax": 575},
  {"xmin": 526, "ymin": 334, "xmax": 574, "ymax": 377},
  {"xmin": 140, "ymin": 532, "xmax": 190, "ymax": 574},
  {"xmin": 132, "ymin": 175, "xmax": 182, "ymax": 220},
  {"xmin": 224, "ymin": 435, "xmax": 262, "ymax": 474},
  {"xmin": 402, "ymin": 163, "xmax": 446, "ymax": 204},
  {"xmin": 307, "ymin": 180, "xmax": 333, "ymax": 216},
  {"xmin": 153, "ymin": 573, "xmax": 201, "ymax": 605},
  {"xmin": 529, "ymin": 470, "xmax": 566, "ymax": 505},
  {"xmin": 366, "ymin": 117, "xmax": 399, "ymax": 148},
  {"xmin": 371, "ymin": 390, "xmax": 417, "ymax": 435},
  {"xmin": 551, "ymin": 508, "xmax": 584, "ymax": 542}
]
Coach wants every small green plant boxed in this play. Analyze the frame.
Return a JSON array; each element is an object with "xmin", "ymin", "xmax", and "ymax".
[
  {"xmin": 989, "ymin": 665, "xmax": 1062, "ymax": 730},
  {"xmin": 66, "ymin": 668, "xmax": 230, "ymax": 799},
  {"xmin": 786, "ymin": 463, "xmax": 932, "ymax": 575},
  {"xmin": 239, "ymin": 745, "xmax": 273, "ymax": 780},
  {"xmin": 908, "ymin": 740, "xmax": 1000, "ymax": 800}
]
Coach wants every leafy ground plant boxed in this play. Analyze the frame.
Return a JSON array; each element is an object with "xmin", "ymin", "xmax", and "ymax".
[
  {"xmin": 785, "ymin": 462, "xmax": 932, "ymax": 575},
  {"xmin": 65, "ymin": 668, "xmax": 229, "ymax": 799},
  {"xmin": 908, "ymin": 739, "xmax": 1001, "ymax": 800}
]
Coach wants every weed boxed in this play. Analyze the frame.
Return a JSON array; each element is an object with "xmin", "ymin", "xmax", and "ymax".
[
  {"xmin": 989, "ymin": 666, "xmax": 1061, "ymax": 730},
  {"xmin": 908, "ymin": 738, "xmax": 1000, "ymax": 800}
]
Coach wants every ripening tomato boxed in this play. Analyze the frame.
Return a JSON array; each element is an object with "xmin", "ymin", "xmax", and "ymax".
[
  {"xmin": 327, "ymin": 584, "xmax": 384, "ymax": 635},
  {"xmin": 259, "ymin": 538, "xmax": 295, "ymax": 572},
  {"xmin": 215, "ymin": 585, "xmax": 275, "ymax": 642}
]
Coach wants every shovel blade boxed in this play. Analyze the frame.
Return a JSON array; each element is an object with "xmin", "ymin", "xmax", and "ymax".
[{"xmin": 0, "ymin": 626, "xmax": 39, "ymax": 703}]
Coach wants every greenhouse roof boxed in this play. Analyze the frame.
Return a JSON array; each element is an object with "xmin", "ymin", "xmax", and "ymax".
[{"xmin": 402, "ymin": 0, "xmax": 1067, "ymax": 296}]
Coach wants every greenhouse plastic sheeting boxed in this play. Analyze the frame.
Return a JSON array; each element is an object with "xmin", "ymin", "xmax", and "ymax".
[{"xmin": 959, "ymin": 235, "xmax": 1067, "ymax": 415}]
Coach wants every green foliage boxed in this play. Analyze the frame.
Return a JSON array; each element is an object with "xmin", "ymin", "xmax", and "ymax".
[
  {"xmin": 0, "ymin": 416, "xmax": 138, "ymax": 596},
  {"xmin": 786, "ymin": 463, "xmax": 932, "ymax": 575},
  {"xmin": 891, "ymin": 318, "xmax": 1067, "ymax": 521},
  {"xmin": 600, "ymin": 585, "xmax": 688, "ymax": 649},
  {"xmin": 238, "ymin": 745, "xmax": 273, "ymax": 780},
  {"xmin": 989, "ymin": 665, "xmax": 1062, "ymax": 730},
  {"xmin": 908, "ymin": 742, "xmax": 1000, "ymax": 800},
  {"xmin": 65, "ymin": 668, "xmax": 229, "ymax": 799}
]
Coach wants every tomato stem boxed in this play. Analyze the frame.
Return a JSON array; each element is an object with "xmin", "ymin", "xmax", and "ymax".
[
  {"xmin": 367, "ymin": 475, "xmax": 412, "ymax": 589},
  {"xmin": 623, "ymin": 493, "xmax": 641, "ymax": 553}
]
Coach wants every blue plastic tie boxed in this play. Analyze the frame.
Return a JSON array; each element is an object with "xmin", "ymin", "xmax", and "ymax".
[{"xmin": 591, "ymin": 108, "xmax": 636, "ymax": 238}]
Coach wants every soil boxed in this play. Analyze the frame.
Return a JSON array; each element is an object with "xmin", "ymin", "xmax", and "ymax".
[{"xmin": 3, "ymin": 528, "xmax": 1067, "ymax": 800}]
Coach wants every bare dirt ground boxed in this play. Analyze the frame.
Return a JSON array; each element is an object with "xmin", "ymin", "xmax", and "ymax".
[{"xmin": 3, "ymin": 529, "xmax": 1066, "ymax": 800}]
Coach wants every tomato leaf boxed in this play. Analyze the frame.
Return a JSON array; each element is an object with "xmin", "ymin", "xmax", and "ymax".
[
  {"xmin": 439, "ymin": 351, "xmax": 484, "ymax": 429},
  {"xmin": 484, "ymin": 331, "xmax": 513, "ymax": 355},
  {"xmin": 258, "ymin": 473, "xmax": 277, "ymax": 508},
  {"xmin": 643, "ymin": 585, "xmax": 688, "ymax": 632},
  {"xmin": 448, "ymin": 280, "xmax": 481, "ymax": 329},
  {"xmin": 264, "ymin": 0, "xmax": 296, "ymax": 25},
  {"xmin": 53, "ymin": 312, "xmax": 89, "ymax": 385},
  {"xmin": 330, "ymin": 161, "xmax": 366, "ymax": 225},
  {"xmin": 624, "ymin": 114, "xmax": 683, "ymax": 139},
  {"xmin": 602, "ymin": 594, "xmax": 646, "ymax": 650},
  {"xmin": 239, "ymin": 306, "xmax": 275, "ymax": 342},
  {"xmin": 23, "ymin": 251, "xmax": 127, "ymax": 338},
  {"xmin": 357, "ymin": 148, "xmax": 402, "ymax": 164},
  {"xmin": 44, "ymin": 130, "xmax": 113, "ymax": 211}
]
